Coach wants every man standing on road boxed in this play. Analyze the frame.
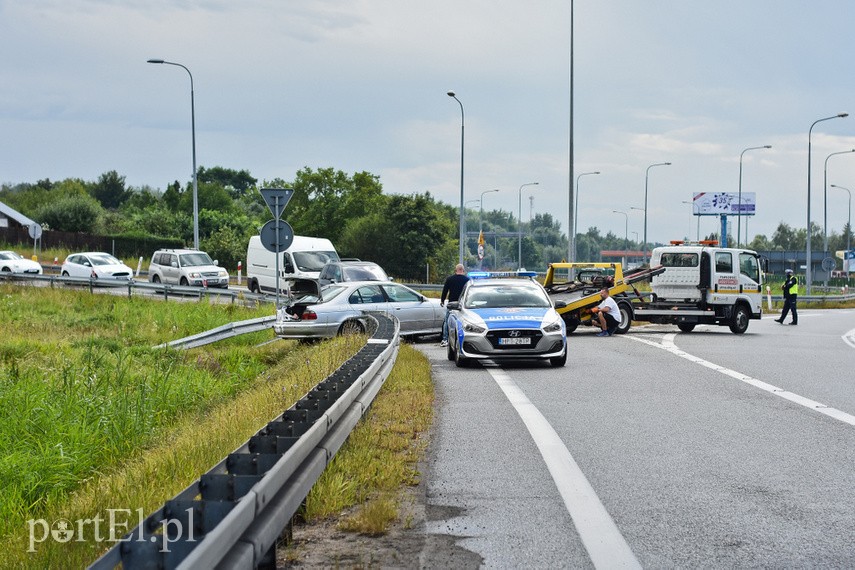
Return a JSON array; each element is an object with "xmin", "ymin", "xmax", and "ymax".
[
  {"xmin": 591, "ymin": 287, "xmax": 620, "ymax": 337},
  {"xmin": 440, "ymin": 263, "xmax": 469, "ymax": 347},
  {"xmin": 775, "ymin": 268, "xmax": 798, "ymax": 325}
]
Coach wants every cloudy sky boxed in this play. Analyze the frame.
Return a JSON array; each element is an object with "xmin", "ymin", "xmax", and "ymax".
[{"xmin": 3, "ymin": 1, "xmax": 855, "ymax": 249}]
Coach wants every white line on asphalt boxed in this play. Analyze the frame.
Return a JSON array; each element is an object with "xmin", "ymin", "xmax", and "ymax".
[
  {"xmin": 843, "ymin": 327, "xmax": 855, "ymax": 350},
  {"xmin": 486, "ymin": 367, "xmax": 641, "ymax": 570},
  {"xmin": 626, "ymin": 333, "xmax": 855, "ymax": 427}
]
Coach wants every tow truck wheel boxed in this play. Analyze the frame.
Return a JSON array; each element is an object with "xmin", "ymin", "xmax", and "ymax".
[
  {"xmin": 677, "ymin": 323, "xmax": 696, "ymax": 333},
  {"xmin": 615, "ymin": 302, "xmax": 633, "ymax": 334},
  {"xmin": 729, "ymin": 304, "xmax": 750, "ymax": 334}
]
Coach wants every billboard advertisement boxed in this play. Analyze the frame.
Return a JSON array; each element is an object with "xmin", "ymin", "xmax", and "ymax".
[{"xmin": 692, "ymin": 192, "xmax": 756, "ymax": 216}]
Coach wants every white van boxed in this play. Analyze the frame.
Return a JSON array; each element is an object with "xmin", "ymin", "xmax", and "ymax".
[{"xmin": 246, "ymin": 235, "xmax": 339, "ymax": 295}]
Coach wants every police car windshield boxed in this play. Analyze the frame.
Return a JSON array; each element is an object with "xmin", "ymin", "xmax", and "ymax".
[{"xmin": 464, "ymin": 284, "xmax": 550, "ymax": 309}]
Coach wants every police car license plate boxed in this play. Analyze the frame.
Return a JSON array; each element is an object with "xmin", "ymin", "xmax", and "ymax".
[{"xmin": 499, "ymin": 337, "xmax": 531, "ymax": 345}]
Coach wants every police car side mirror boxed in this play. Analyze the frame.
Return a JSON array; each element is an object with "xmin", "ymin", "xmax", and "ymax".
[
  {"xmin": 447, "ymin": 301, "xmax": 460, "ymax": 310},
  {"xmin": 553, "ymin": 300, "xmax": 567, "ymax": 309}
]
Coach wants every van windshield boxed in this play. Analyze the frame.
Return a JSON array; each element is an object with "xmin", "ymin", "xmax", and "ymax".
[{"xmin": 293, "ymin": 251, "xmax": 340, "ymax": 272}]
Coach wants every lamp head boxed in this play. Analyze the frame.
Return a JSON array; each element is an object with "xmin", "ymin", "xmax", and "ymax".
[
  {"xmin": 763, "ymin": 145, "xmax": 772, "ymax": 149},
  {"xmin": 147, "ymin": 59, "xmax": 165, "ymax": 64},
  {"xmin": 839, "ymin": 113, "xmax": 849, "ymax": 118},
  {"xmin": 447, "ymin": 91, "xmax": 455, "ymax": 97}
]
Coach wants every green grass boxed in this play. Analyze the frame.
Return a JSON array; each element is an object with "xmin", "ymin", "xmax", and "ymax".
[{"xmin": 0, "ymin": 284, "xmax": 309, "ymax": 566}]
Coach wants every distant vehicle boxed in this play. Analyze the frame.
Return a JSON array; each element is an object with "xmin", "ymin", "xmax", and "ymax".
[
  {"xmin": 318, "ymin": 260, "xmax": 389, "ymax": 286},
  {"xmin": 61, "ymin": 252, "xmax": 133, "ymax": 280},
  {"xmin": 273, "ymin": 281, "xmax": 443, "ymax": 340},
  {"xmin": 446, "ymin": 271, "xmax": 568, "ymax": 367},
  {"xmin": 148, "ymin": 249, "xmax": 229, "ymax": 288},
  {"xmin": 0, "ymin": 250, "xmax": 42, "ymax": 275},
  {"xmin": 246, "ymin": 235, "xmax": 339, "ymax": 296}
]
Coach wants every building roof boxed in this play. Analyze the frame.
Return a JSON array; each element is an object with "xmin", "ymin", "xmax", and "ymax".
[{"xmin": 0, "ymin": 201, "xmax": 38, "ymax": 227}]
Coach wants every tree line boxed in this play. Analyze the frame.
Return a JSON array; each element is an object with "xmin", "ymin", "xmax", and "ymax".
[{"xmin": 2, "ymin": 167, "xmax": 852, "ymax": 281}]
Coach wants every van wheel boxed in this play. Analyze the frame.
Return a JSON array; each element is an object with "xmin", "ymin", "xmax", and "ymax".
[
  {"xmin": 151, "ymin": 274, "xmax": 161, "ymax": 284},
  {"xmin": 677, "ymin": 323, "xmax": 696, "ymax": 332},
  {"xmin": 729, "ymin": 304, "xmax": 750, "ymax": 334},
  {"xmin": 61, "ymin": 271, "xmax": 69, "ymax": 277},
  {"xmin": 615, "ymin": 302, "xmax": 633, "ymax": 334},
  {"xmin": 249, "ymin": 280, "xmax": 260, "ymax": 294}
]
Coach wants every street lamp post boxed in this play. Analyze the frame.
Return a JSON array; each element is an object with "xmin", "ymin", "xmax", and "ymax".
[
  {"xmin": 573, "ymin": 171, "xmax": 600, "ymax": 261},
  {"xmin": 737, "ymin": 145, "xmax": 771, "ymax": 248},
  {"xmin": 682, "ymin": 200, "xmax": 700, "ymax": 241},
  {"xmin": 807, "ymin": 113, "xmax": 848, "ymax": 295},
  {"xmin": 613, "ymin": 210, "xmax": 628, "ymax": 265},
  {"xmin": 448, "ymin": 91, "xmax": 465, "ymax": 265},
  {"xmin": 518, "ymin": 182, "xmax": 539, "ymax": 269},
  {"xmin": 643, "ymin": 162, "xmax": 671, "ymax": 263},
  {"xmin": 147, "ymin": 58, "xmax": 199, "ymax": 250},
  {"xmin": 479, "ymin": 189, "xmax": 499, "ymax": 234},
  {"xmin": 831, "ymin": 184, "xmax": 852, "ymax": 277},
  {"xmin": 823, "ymin": 149, "xmax": 855, "ymax": 255}
]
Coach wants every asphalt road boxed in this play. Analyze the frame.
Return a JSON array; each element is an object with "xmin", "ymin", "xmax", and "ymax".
[{"xmin": 416, "ymin": 310, "xmax": 855, "ymax": 568}]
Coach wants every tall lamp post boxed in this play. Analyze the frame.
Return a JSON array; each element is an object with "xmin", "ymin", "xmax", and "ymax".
[
  {"xmin": 823, "ymin": 149, "xmax": 855, "ymax": 255},
  {"xmin": 737, "ymin": 145, "xmax": 771, "ymax": 247},
  {"xmin": 642, "ymin": 162, "xmax": 671, "ymax": 263},
  {"xmin": 682, "ymin": 200, "xmax": 700, "ymax": 241},
  {"xmin": 573, "ymin": 171, "xmax": 601, "ymax": 261},
  {"xmin": 831, "ymin": 184, "xmax": 852, "ymax": 277},
  {"xmin": 448, "ymin": 91, "xmax": 465, "ymax": 264},
  {"xmin": 518, "ymin": 182, "xmax": 539, "ymax": 269},
  {"xmin": 613, "ymin": 210, "xmax": 628, "ymax": 265},
  {"xmin": 147, "ymin": 58, "xmax": 199, "ymax": 249},
  {"xmin": 479, "ymin": 189, "xmax": 499, "ymax": 233},
  {"xmin": 807, "ymin": 113, "xmax": 848, "ymax": 294}
]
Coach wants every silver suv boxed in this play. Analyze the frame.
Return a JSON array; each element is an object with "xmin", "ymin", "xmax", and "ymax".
[{"xmin": 148, "ymin": 249, "xmax": 229, "ymax": 288}]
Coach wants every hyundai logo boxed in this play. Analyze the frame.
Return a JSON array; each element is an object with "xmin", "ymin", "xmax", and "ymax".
[{"xmin": 508, "ymin": 330, "xmax": 521, "ymax": 337}]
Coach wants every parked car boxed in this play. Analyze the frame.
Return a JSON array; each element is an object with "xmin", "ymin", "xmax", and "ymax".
[
  {"xmin": 61, "ymin": 252, "xmax": 134, "ymax": 280},
  {"xmin": 0, "ymin": 251, "xmax": 42, "ymax": 274},
  {"xmin": 318, "ymin": 260, "xmax": 389, "ymax": 286},
  {"xmin": 446, "ymin": 272, "xmax": 567, "ymax": 367},
  {"xmin": 148, "ymin": 249, "xmax": 229, "ymax": 288},
  {"xmin": 273, "ymin": 281, "xmax": 443, "ymax": 340}
]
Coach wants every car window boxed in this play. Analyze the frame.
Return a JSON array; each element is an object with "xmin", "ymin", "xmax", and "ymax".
[
  {"xmin": 382, "ymin": 284, "xmax": 419, "ymax": 302},
  {"xmin": 90, "ymin": 254, "xmax": 120, "ymax": 266},
  {"xmin": 349, "ymin": 285, "xmax": 385, "ymax": 304},
  {"xmin": 180, "ymin": 252, "xmax": 214, "ymax": 267},
  {"xmin": 660, "ymin": 253, "xmax": 698, "ymax": 267},
  {"xmin": 293, "ymin": 251, "xmax": 339, "ymax": 272},
  {"xmin": 739, "ymin": 253, "xmax": 760, "ymax": 281},
  {"xmin": 343, "ymin": 265, "xmax": 387, "ymax": 281}
]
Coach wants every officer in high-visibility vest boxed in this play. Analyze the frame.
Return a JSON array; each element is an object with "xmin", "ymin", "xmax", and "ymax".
[{"xmin": 775, "ymin": 268, "xmax": 798, "ymax": 325}]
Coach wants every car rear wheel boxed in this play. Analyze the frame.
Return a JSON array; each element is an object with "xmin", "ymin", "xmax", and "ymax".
[
  {"xmin": 180, "ymin": 277, "xmax": 189, "ymax": 286},
  {"xmin": 151, "ymin": 274, "xmax": 161, "ymax": 284},
  {"xmin": 677, "ymin": 323, "xmax": 695, "ymax": 332},
  {"xmin": 339, "ymin": 320, "xmax": 365, "ymax": 336}
]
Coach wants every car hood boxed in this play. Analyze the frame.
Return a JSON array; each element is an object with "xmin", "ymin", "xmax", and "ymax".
[{"xmin": 468, "ymin": 307, "xmax": 555, "ymax": 329}]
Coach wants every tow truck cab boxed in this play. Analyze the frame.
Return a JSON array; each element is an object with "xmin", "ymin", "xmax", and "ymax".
[{"xmin": 639, "ymin": 241, "xmax": 764, "ymax": 333}]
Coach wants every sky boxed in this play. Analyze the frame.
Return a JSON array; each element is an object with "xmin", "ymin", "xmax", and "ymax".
[{"xmin": 3, "ymin": 0, "xmax": 855, "ymax": 251}]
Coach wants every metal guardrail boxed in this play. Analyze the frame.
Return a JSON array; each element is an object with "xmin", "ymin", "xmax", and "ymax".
[
  {"xmin": 153, "ymin": 316, "xmax": 278, "ymax": 350},
  {"xmin": 88, "ymin": 312, "xmax": 400, "ymax": 569}
]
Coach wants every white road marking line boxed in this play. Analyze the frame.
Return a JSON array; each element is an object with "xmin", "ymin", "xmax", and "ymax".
[
  {"xmin": 626, "ymin": 333, "xmax": 855, "ymax": 427},
  {"xmin": 843, "ymin": 327, "xmax": 855, "ymax": 350},
  {"xmin": 487, "ymin": 367, "xmax": 641, "ymax": 570}
]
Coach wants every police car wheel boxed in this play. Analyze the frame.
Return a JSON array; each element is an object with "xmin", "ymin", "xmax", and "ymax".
[
  {"xmin": 549, "ymin": 348, "xmax": 567, "ymax": 367},
  {"xmin": 454, "ymin": 344, "xmax": 469, "ymax": 368},
  {"xmin": 446, "ymin": 339, "xmax": 455, "ymax": 361}
]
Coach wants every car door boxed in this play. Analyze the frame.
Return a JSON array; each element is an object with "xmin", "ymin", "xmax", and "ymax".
[
  {"xmin": 346, "ymin": 285, "xmax": 386, "ymax": 324},
  {"xmin": 380, "ymin": 283, "xmax": 436, "ymax": 333}
]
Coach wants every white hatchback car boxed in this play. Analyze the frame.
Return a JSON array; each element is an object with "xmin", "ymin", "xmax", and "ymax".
[
  {"xmin": 0, "ymin": 250, "xmax": 43, "ymax": 274},
  {"xmin": 61, "ymin": 252, "xmax": 134, "ymax": 280}
]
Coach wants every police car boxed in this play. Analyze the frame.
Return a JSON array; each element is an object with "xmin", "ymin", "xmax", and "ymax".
[{"xmin": 445, "ymin": 271, "xmax": 567, "ymax": 367}]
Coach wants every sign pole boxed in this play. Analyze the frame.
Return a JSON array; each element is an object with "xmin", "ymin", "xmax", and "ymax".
[{"xmin": 274, "ymin": 196, "xmax": 280, "ymax": 310}]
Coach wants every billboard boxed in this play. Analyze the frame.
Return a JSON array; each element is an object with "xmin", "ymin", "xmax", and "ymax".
[{"xmin": 692, "ymin": 192, "xmax": 755, "ymax": 216}]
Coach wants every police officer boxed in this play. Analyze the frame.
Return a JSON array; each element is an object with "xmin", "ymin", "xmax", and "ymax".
[{"xmin": 775, "ymin": 268, "xmax": 798, "ymax": 325}]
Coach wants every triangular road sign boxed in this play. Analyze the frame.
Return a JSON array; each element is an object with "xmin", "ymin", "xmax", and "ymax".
[{"xmin": 260, "ymin": 187, "xmax": 294, "ymax": 220}]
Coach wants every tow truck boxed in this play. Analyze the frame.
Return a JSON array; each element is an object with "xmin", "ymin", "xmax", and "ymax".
[
  {"xmin": 543, "ymin": 262, "xmax": 664, "ymax": 334},
  {"xmin": 545, "ymin": 241, "xmax": 765, "ymax": 335}
]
